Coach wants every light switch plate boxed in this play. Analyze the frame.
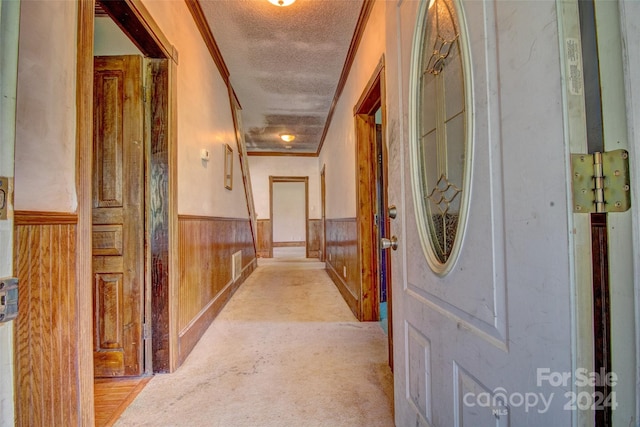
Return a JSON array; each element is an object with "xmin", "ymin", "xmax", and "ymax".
[{"xmin": 0, "ymin": 177, "xmax": 11, "ymax": 220}]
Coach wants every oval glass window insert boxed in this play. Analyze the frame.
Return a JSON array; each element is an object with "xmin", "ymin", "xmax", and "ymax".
[{"xmin": 410, "ymin": 0, "xmax": 472, "ymax": 274}]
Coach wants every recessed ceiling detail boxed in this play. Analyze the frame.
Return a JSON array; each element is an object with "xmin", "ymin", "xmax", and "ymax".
[{"xmin": 200, "ymin": 0, "xmax": 364, "ymax": 155}]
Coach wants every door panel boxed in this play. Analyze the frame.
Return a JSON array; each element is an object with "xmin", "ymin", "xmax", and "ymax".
[
  {"xmin": 390, "ymin": 1, "xmax": 574, "ymax": 425},
  {"xmin": 93, "ymin": 55, "xmax": 144, "ymax": 377}
]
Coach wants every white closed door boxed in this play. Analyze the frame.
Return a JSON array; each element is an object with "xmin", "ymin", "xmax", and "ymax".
[{"xmin": 385, "ymin": 0, "xmax": 636, "ymax": 425}]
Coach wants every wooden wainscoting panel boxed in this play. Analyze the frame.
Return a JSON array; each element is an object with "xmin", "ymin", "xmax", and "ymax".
[
  {"xmin": 177, "ymin": 216, "xmax": 257, "ymax": 365},
  {"xmin": 307, "ymin": 219, "xmax": 322, "ymax": 258},
  {"xmin": 256, "ymin": 219, "xmax": 272, "ymax": 258},
  {"xmin": 14, "ymin": 214, "xmax": 79, "ymax": 427},
  {"xmin": 237, "ymin": 216, "xmax": 257, "ymax": 271},
  {"xmin": 325, "ymin": 218, "xmax": 360, "ymax": 318}
]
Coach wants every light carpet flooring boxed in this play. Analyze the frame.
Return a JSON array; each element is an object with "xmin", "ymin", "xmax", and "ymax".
[{"xmin": 115, "ymin": 259, "xmax": 394, "ymax": 427}]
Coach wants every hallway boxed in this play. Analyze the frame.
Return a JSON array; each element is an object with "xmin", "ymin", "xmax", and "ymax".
[{"xmin": 115, "ymin": 259, "xmax": 394, "ymax": 426}]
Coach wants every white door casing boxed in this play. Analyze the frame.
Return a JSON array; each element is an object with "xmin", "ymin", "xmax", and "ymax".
[
  {"xmin": 556, "ymin": 1, "xmax": 594, "ymax": 425},
  {"xmin": 388, "ymin": 0, "xmax": 589, "ymax": 425},
  {"xmin": 619, "ymin": 0, "xmax": 640, "ymax": 422}
]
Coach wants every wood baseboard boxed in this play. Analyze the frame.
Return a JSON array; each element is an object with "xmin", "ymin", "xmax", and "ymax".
[
  {"xmin": 177, "ymin": 259, "xmax": 257, "ymax": 365},
  {"xmin": 272, "ymin": 241, "xmax": 305, "ymax": 247},
  {"xmin": 325, "ymin": 261, "xmax": 359, "ymax": 318}
]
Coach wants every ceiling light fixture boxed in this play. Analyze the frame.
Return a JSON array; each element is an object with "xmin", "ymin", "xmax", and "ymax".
[
  {"xmin": 280, "ymin": 134, "xmax": 296, "ymax": 142},
  {"xmin": 268, "ymin": 0, "xmax": 296, "ymax": 6}
]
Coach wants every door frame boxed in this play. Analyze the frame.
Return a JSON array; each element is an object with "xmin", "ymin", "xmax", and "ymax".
[
  {"xmin": 321, "ymin": 165, "xmax": 326, "ymax": 262},
  {"xmin": 269, "ymin": 176, "xmax": 309, "ymax": 257},
  {"xmin": 558, "ymin": 0, "xmax": 639, "ymax": 424},
  {"xmin": 619, "ymin": 2, "xmax": 640, "ymax": 419},
  {"xmin": 77, "ymin": 0, "xmax": 177, "ymax": 422},
  {"xmin": 354, "ymin": 57, "xmax": 392, "ymax": 328},
  {"xmin": 590, "ymin": 2, "xmax": 637, "ymax": 423}
]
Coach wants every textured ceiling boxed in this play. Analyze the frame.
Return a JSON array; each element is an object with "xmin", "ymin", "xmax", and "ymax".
[{"xmin": 200, "ymin": 0, "xmax": 364, "ymax": 155}]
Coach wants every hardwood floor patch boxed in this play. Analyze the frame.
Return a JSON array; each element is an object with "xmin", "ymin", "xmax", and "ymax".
[{"xmin": 94, "ymin": 376, "xmax": 151, "ymax": 427}]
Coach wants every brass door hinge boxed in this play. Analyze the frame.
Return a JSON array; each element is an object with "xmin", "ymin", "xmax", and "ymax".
[{"xmin": 572, "ymin": 149, "xmax": 631, "ymax": 213}]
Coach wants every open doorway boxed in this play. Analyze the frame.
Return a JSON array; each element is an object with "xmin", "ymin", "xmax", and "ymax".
[
  {"xmin": 77, "ymin": 1, "xmax": 175, "ymax": 424},
  {"xmin": 270, "ymin": 176, "xmax": 309, "ymax": 259},
  {"xmin": 354, "ymin": 58, "xmax": 393, "ymax": 368},
  {"xmin": 373, "ymin": 107, "xmax": 390, "ymax": 338},
  {"xmin": 93, "ymin": 15, "xmax": 146, "ymax": 380}
]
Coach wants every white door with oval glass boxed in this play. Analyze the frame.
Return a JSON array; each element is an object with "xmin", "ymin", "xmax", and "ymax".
[{"xmin": 389, "ymin": 0, "xmax": 592, "ymax": 425}]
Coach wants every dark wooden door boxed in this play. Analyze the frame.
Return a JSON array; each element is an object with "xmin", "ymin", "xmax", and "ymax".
[{"xmin": 92, "ymin": 55, "xmax": 144, "ymax": 377}]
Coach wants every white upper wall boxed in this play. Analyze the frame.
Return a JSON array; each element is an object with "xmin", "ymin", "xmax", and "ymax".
[
  {"xmin": 14, "ymin": 0, "xmax": 78, "ymax": 211},
  {"xmin": 142, "ymin": 0, "xmax": 248, "ymax": 218},
  {"xmin": 248, "ymin": 156, "xmax": 320, "ymax": 220},
  {"xmin": 14, "ymin": 0, "xmax": 250, "ymax": 219},
  {"xmin": 318, "ymin": 0, "xmax": 386, "ymax": 219}
]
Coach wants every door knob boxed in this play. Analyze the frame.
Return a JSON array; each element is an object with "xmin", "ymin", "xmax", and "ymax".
[
  {"xmin": 381, "ymin": 236, "xmax": 398, "ymax": 251},
  {"xmin": 388, "ymin": 205, "xmax": 397, "ymax": 219}
]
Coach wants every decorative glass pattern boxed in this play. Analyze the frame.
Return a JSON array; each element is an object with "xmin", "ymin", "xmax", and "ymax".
[{"xmin": 412, "ymin": 0, "xmax": 470, "ymax": 269}]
